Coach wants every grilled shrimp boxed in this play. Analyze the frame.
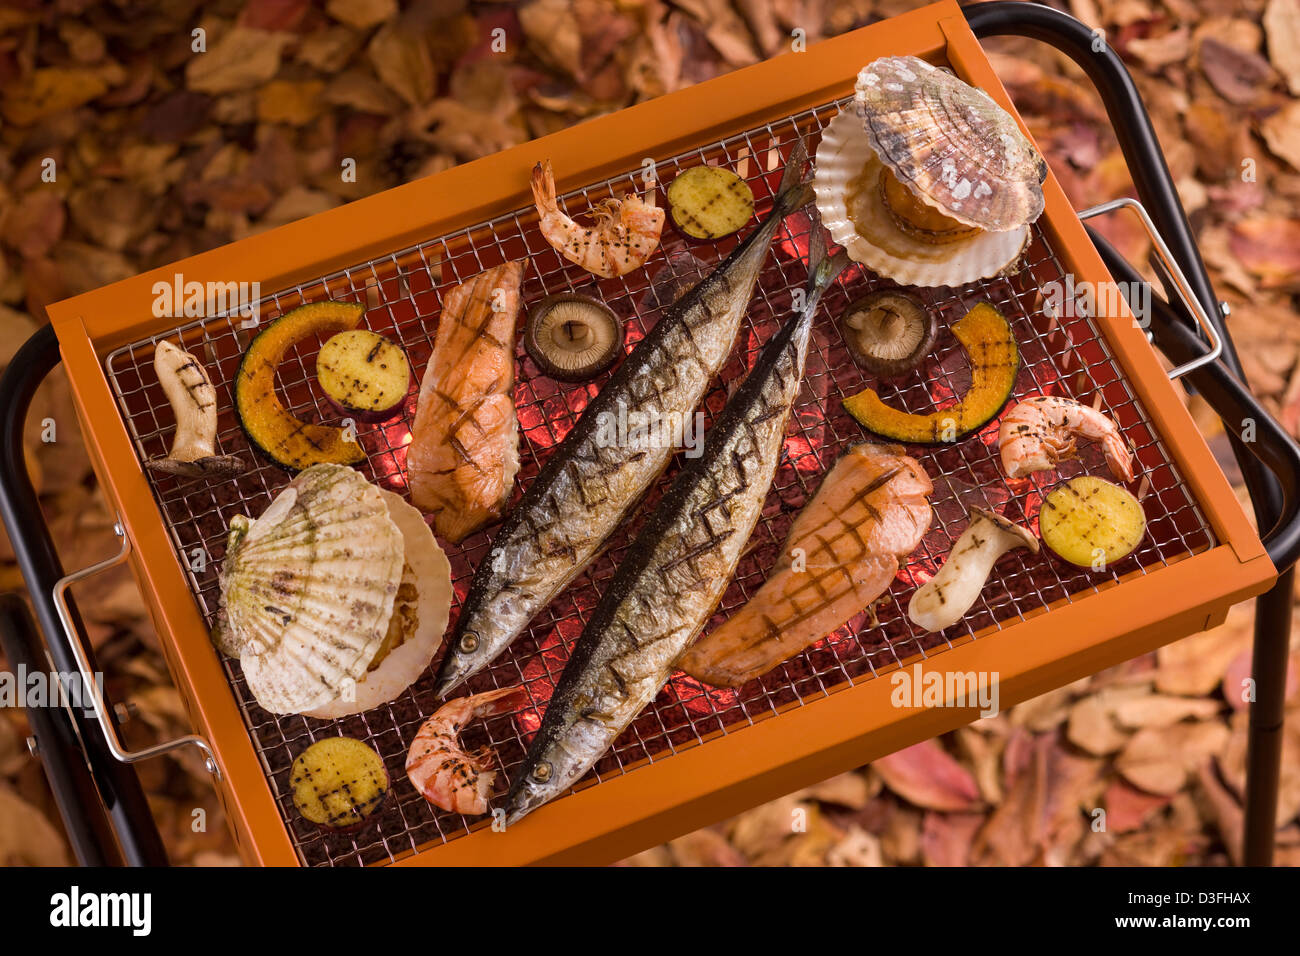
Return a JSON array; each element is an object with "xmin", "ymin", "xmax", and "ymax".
[
  {"xmin": 998, "ymin": 395, "xmax": 1134, "ymax": 482},
  {"xmin": 405, "ymin": 686, "xmax": 525, "ymax": 816},
  {"xmin": 531, "ymin": 160, "xmax": 664, "ymax": 278}
]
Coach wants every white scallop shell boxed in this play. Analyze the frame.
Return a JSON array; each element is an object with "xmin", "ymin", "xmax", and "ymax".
[
  {"xmin": 813, "ymin": 110, "xmax": 1029, "ymax": 288},
  {"xmin": 221, "ymin": 464, "xmax": 404, "ymax": 715},
  {"xmin": 304, "ymin": 490, "xmax": 451, "ymax": 719}
]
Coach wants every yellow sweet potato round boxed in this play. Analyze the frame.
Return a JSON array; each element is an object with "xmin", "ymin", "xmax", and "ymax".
[{"xmin": 1039, "ymin": 476, "xmax": 1146, "ymax": 568}]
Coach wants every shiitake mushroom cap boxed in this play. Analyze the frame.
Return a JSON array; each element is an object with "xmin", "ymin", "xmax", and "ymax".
[
  {"xmin": 838, "ymin": 289, "xmax": 938, "ymax": 378},
  {"xmin": 524, "ymin": 293, "xmax": 624, "ymax": 382}
]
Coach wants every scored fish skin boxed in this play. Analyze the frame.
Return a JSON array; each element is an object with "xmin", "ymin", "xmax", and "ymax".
[
  {"xmin": 504, "ymin": 240, "xmax": 848, "ymax": 824},
  {"xmin": 408, "ymin": 261, "xmax": 525, "ymax": 543},
  {"xmin": 678, "ymin": 442, "xmax": 933, "ymax": 688},
  {"xmin": 432, "ymin": 145, "xmax": 814, "ymax": 698}
]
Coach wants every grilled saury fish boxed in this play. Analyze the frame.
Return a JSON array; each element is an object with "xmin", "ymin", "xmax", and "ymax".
[
  {"xmin": 504, "ymin": 234, "xmax": 848, "ymax": 823},
  {"xmin": 433, "ymin": 143, "xmax": 814, "ymax": 696}
]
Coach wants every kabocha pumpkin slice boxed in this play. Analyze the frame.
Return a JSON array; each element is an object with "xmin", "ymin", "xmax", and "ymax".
[
  {"xmin": 316, "ymin": 329, "xmax": 411, "ymax": 422},
  {"xmin": 843, "ymin": 302, "xmax": 1019, "ymax": 443},
  {"xmin": 667, "ymin": 164, "xmax": 755, "ymax": 240},
  {"xmin": 290, "ymin": 737, "xmax": 389, "ymax": 832},
  {"xmin": 234, "ymin": 301, "xmax": 366, "ymax": 470},
  {"xmin": 1039, "ymin": 475, "xmax": 1146, "ymax": 568}
]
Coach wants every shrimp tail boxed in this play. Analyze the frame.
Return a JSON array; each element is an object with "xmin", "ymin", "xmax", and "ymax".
[{"xmin": 530, "ymin": 160, "xmax": 555, "ymax": 211}]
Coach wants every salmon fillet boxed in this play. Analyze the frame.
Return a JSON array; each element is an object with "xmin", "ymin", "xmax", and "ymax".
[
  {"xmin": 678, "ymin": 442, "xmax": 932, "ymax": 687},
  {"xmin": 408, "ymin": 261, "xmax": 524, "ymax": 543}
]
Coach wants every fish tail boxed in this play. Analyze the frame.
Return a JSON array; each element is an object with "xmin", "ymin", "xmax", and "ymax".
[
  {"xmin": 803, "ymin": 208, "xmax": 851, "ymax": 306},
  {"xmin": 773, "ymin": 134, "xmax": 815, "ymax": 215}
]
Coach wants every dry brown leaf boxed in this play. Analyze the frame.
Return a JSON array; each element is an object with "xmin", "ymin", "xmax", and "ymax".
[
  {"xmin": 327, "ymin": 0, "xmax": 397, "ymax": 29},
  {"xmin": 1127, "ymin": 27, "xmax": 1192, "ymax": 70},
  {"xmin": 186, "ymin": 27, "xmax": 291, "ymax": 95},
  {"xmin": 1260, "ymin": 100, "xmax": 1300, "ymax": 170},
  {"xmin": 668, "ymin": 827, "xmax": 747, "ymax": 866},
  {"xmin": 873, "ymin": 740, "xmax": 980, "ymax": 812},
  {"xmin": 2, "ymin": 191, "xmax": 65, "ymax": 260},
  {"xmin": 1116, "ymin": 720, "xmax": 1230, "ymax": 795},
  {"xmin": 1200, "ymin": 35, "xmax": 1276, "ymax": 104},
  {"xmin": 257, "ymin": 79, "xmax": 325, "ymax": 125},
  {"xmin": 518, "ymin": 0, "xmax": 581, "ymax": 78},
  {"xmin": 1104, "ymin": 779, "xmax": 1172, "ymax": 833},
  {"xmin": 1264, "ymin": 0, "xmax": 1300, "ymax": 94},
  {"xmin": 1229, "ymin": 216, "xmax": 1300, "ymax": 286},
  {"xmin": 1155, "ymin": 608, "xmax": 1252, "ymax": 695},
  {"xmin": 1220, "ymin": 707, "xmax": 1300, "ymax": 826},
  {"xmin": 826, "ymin": 824, "xmax": 884, "ymax": 867},
  {"xmin": 1112, "ymin": 694, "xmax": 1223, "ymax": 728},
  {"xmin": 368, "ymin": 20, "xmax": 435, "ymax": 105},
  {"xmin": 0, "ymin": 786, "xmax": 69, "ymax": 866},
  {"xmin": 1223, "ymin": 648, "xmax": 1298, "ymax": 710},
  {"xmin": 1066, "ymin": 694, "xmax": 1131, "ymax": 756},
  {"xmin": 1196, "ymin": 762, "xmax": 1244, "ymax": 864},
  {"xmin": 956, "ymin": 725, "xmax": 1003, "ymax": 805},
  {"xmin": 920, "ymin": 811, "xmax": 983, "ymax": 866},
  {"xmin": 2, "ymin": 67, "xmax": 109, "ymax": 125},
  {"xmin": 795, "ymin": 771, "xmax": 872, "ymax": 809}
]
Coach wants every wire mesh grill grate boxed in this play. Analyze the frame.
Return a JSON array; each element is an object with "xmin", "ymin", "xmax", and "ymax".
[{"xmin": 104, "ymin": 96, "xmax": 1215, "ymax": 866}]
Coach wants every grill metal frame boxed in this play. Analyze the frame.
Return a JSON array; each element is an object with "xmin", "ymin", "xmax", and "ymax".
[{"xmin": 45, "ymin": 1, "xmax": 1276, "ymax": 866}]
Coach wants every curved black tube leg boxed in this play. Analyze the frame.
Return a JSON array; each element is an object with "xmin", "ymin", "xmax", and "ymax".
[
  {"xmin": 0, "ymin": 593, "xmax": 121, "ymax": 865},
  {"xmin": 968, "ymin": 1, "xmax": 1294, "ymax": 866},
  {"xmin": 0, "ymin": 323, "xmax": 168, "ymax": 866},
  {"xmin": 1093, "ymin": 230, "xmax": 1300, "ymax": 865}
]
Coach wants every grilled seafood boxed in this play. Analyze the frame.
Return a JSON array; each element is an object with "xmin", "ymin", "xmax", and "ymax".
[
  {"xmin": 434, "ymin": 141, "xmax": 814, "ymax": 698},
  {"xmin": 408, "ymin": 261, "xmax": 525, "ymax": 543},
  {"xmin": 405, "ymin": 686, "xmax": 526, "ymax": 816},
  {"xmin": 679, "ymin": 443, "xmax": 932, "ymax": 687},
  {"xmin": 998, "ymin": 394, "xmax": 1134, "ymax": 482},
  {"xmin": 504, "ymin": 233, "xmax": 847, "ymax": 824},
  {"xmin": 532, "ymin": 160, "xmax": 665, "ymax": 278}
]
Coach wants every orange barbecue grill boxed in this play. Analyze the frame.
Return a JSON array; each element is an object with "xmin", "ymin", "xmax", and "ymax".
[{"xmin": 3, "ymin": 2, "xmax": 1298, "ymax": 867}]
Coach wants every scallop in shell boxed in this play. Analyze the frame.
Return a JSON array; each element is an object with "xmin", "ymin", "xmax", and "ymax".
[
  {"xmin": 219, "ymin": 464, "xmax": 404, "ymax": 715},
  {"xmin": 814, "ymin": 110, "xmax": 1029, "ymax": 287},
  {"xmin": 854, "ymin": 56, "xmax": 1046, "ymax": 232},
  {"xmin": 304, "ymin": 490, "xmax": 452, "ymax": 719}
]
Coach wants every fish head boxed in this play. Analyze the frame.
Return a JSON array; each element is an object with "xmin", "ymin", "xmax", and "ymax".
[
  {"xmin": 504, "ymin": 717, "xmax": 609, "ymax": 825},
  {"xmin": 431, "ymin": 628, "xmax": 489, "ymax": 698}
]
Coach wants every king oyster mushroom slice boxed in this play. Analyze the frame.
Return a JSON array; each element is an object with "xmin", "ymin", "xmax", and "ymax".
[
  {"xmin": 854, "ymin": 55, "xmax": 1046, "ymax": 233},
  {"xmin": 907, "ymin": 507, "xmax": 1038, "ymax": 633},
  {"xmin": 146, "ymin": 340, "xmax": 245, "ymax": 478}
]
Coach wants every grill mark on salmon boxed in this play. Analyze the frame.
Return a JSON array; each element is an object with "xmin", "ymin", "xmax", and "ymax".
[
  {"xmin": 678, "ymin": 443, "xmax": 933, "ymax": 688},
  {"xmin": 408, "ymin": 261, "xmax": 524, "ymax": 544}
]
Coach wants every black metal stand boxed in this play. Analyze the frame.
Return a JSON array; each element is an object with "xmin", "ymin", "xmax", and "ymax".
[
  {"xmin": 968, "ymin": 0, "xmax": 1299, "ymax": 865},
  {"xmin": 0, "ymin": 324, "xmax": 168, "ymax": 865}
]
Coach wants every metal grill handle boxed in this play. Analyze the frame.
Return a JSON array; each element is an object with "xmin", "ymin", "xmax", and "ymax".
[
  {"xmin": 1077, "ymin": 197, "xmax": 1222, "ymax": 380},
  {"xmin": 52, "ymin": 522, "xmax": 221, "ymax": 780}
]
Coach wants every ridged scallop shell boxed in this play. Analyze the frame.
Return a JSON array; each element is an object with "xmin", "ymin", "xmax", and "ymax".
[
  {"xmin": 814, "ymin": 110, "xmax": 1029, "ymax": 287},
  {"xmin": 304, "ymin": 490, "xmax": 451, "ymax": 719},
  {"xmin": 220, "ymin": 464, "xmax": 404, "ymax": 715},
  {"xmin": 854, "ymin": 56, "xmax": 1045, "ymax": 232}
]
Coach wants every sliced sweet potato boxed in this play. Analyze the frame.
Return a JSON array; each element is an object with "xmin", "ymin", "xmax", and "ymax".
[{"xmin": 1039, "ymin": 475, "xmax": 1146, "ymax": 568}]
